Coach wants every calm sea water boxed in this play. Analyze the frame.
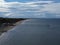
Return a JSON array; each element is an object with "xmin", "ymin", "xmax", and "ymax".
[{"xmin": 0, "ymin": 18, "xmax": 60, "ymax": 45}]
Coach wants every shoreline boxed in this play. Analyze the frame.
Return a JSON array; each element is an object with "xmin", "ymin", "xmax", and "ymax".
[{"xmin": 0, "ymin": 18, "xmax": 26, "ymax": 35}]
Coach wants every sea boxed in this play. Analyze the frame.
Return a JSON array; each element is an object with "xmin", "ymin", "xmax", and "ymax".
[{"xmin": 0, "ymin": 18, "xmax": 60, "ymax": 45}]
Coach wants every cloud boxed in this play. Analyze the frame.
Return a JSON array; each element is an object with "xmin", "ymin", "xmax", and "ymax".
[{"xmin": 0, "ymin": 0, "xmax": 60, "ymax": 18}]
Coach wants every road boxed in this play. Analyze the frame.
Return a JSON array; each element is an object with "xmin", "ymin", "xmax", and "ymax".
[{"xmin": 0, "ymin": 19, "xmax": 60, "ymax": 45}]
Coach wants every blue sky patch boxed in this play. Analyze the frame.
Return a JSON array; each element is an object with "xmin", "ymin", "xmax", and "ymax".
[{"xmin": 5, "ymin": 0, "xmax": 60, "ymax": 3}]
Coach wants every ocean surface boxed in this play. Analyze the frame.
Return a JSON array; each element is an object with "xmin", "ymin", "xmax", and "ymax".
[{"xmin": 0, "ymin": 18, "xmax": 60, "ymax": 45}]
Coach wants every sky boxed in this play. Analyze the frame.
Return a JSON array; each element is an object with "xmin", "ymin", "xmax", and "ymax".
[
  {"xmin": 0, "ymin": 0, "xmax": 60, "ymax": 18},
  {"xmin": 5, "ymin": 0, "xmax": 60, "ymax": 2}
]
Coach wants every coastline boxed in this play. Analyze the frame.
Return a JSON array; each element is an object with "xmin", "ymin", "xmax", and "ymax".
[{"xmin": 0, "ymin": 18, "xmax": 26, "ymax": 35}]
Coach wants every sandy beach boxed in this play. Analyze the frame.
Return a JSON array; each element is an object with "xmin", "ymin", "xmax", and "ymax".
[{"xmin": 0, "ymin": 18, "xmax": 26, "ymax": 35}]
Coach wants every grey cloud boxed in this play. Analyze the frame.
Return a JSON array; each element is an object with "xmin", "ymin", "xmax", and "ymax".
[{"xmin": 0, "ymin": 0, "xmax": 60, "ymax": 18}]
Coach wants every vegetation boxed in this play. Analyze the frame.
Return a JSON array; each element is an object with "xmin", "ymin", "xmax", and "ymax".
[{"xmin": 0, "ymin": 17, "xmax": 25, "ymax": 23}]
